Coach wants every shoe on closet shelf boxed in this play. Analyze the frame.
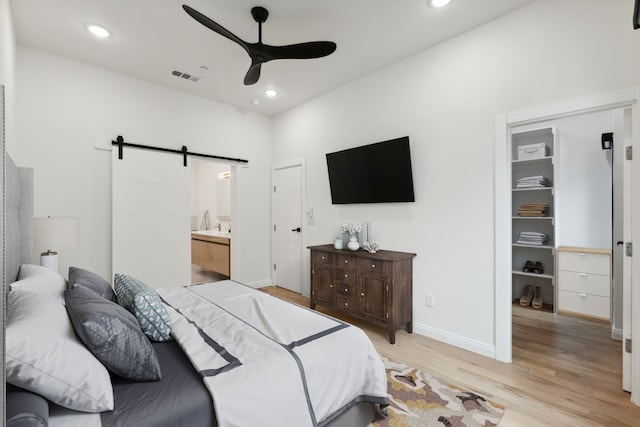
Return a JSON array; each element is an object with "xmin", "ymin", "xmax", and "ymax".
[
  {"xmin": 533, "ymin": 261, "xmax": 544, "ymax": 275},
  {"xmin": 532, "ymin": 286, "xmax": 543, "ymax": 309},
  {"xmin": 519, "ymin": 285, "xmax": 533, "ymax": 306},
  {"xmin": 522, "ymin": 260, "xmax": 533, "ymax": 273}
]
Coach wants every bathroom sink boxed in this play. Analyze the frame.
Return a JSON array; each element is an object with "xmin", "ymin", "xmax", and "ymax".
[{"xmin": 191, "ymin": 230, "xmax": 231, "ymax": 238}]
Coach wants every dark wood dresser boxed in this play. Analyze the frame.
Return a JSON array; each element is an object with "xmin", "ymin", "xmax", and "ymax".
[{"xmin": 308, "ymin": 244, "xmax": 416, "ymax": 344}]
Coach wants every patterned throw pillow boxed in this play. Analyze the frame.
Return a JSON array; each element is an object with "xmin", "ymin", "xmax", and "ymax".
[
  {"xmin": 114, "ymin": 274, "xmax": 172, "ymax": 342},
  {"xmin": 64, "ymin": 288, "xmax": 161, "ymax": 381}
]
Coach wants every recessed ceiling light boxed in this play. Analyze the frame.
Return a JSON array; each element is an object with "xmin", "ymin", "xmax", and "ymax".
[
  {"xmin": 430, "ymin": 0, "xmax": 452, "ymax": 8},
  {"xmin": 86, "ymin": 24, "xmax": 111, "ymax": 39},
  {"xmin": 264, "ymin": 89, "xmax": 278, "ymax": 98}
]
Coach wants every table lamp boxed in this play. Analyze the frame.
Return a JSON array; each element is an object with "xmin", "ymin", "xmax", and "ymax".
[{"xmin": 33, "ymin": 216, "xmax": 79, "ymax": 272}]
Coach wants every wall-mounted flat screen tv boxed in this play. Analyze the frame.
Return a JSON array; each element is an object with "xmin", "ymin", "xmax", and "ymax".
[{"xmin": 326, "ymin": 136, "xmax": 415, "ymax": 204}]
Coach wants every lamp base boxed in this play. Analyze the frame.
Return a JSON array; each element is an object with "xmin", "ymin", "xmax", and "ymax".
[{"xmin": 40, "ymin": 251, "xmax": 58, "ymax": 272}]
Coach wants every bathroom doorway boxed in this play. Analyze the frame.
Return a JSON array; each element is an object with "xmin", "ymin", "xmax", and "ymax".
[{"xmin": 190, "ymin": 158, "xmax": 232, "ymax": 284}]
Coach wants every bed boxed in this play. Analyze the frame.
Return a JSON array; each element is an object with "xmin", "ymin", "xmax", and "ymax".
[{"xmin": 4, "ymin": 154, "xmax": 388, "ymax": 427}]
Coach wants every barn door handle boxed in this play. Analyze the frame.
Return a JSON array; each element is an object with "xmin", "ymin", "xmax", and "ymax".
[{"xmin": 291, "ymin": 227, "xmax": 301, "ymax": 232}]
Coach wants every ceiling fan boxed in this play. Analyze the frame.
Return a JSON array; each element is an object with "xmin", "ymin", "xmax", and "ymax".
[{"xmin": 183, "ymin": 5, "xmax": 337, "ymax": 85}]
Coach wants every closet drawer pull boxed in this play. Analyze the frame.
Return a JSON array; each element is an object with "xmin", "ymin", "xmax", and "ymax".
[
  {"xmin": 579, "ymin": 273, "xmax": 587, "ymax": 277},
  {"xmin": 579, "ymin": 293, "xmax": 587, "ymax": 297},
  {"xmin": 579, "ymin": 253, "xmax": 587, "ymax": 256}
]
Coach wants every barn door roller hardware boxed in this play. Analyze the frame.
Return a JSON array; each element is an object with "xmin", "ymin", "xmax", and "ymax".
[{"xmin": 112, "ymin": 135, "xmax": 249, "ymax": 166}]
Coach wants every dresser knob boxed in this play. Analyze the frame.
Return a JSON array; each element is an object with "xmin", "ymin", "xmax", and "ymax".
[
  {"xmin": 329, "ymin": 284, "xmax": 333, "ymax": 288},
  {"xmin": 344, "ymin": 260, "xmax": 349, "ymax": 264},
  {"xmin": 344, "ymin": 288, "xmax": 348, "ymax": 292},
  {"xmin": 371, "ymin": 264, "xmax": 376, "ymax": 268},
  {"xmin": 344, "ymin": 302, "xmax": 348, "ymax": 306},
  {"xmin": 360, "ymin": 292, "xmax": 365, "ymax": 297},
  {"xmin": 321, "ymin": 256, "xmax": 325, "ymax": 260},
  {"xmin": 344, "ymin": 274, "xmax": 348, "ymax": 278}
]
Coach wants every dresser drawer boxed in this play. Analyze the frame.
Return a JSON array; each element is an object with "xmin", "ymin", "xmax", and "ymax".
[
  {"xmin": 335, "ymin": 295, "xmax": 361, "ymax": 311},
  {"xmin": 558, "ymin": 290, "xmax": 610, "ymax": 320},
  {"xmin": 357, "ymin": 258, "xmax": 389, "ymax": 275},
  {"xmin": 558, "ymin": 251, "xmax": 609, "ymax": 275},
  {"xmin": 312, "ymin": 251, "xmax": 334, "ymax": 266},
  {"xmin": 557, "ymin": 270, "xmax": 610, "ymax": 297},
  {"xmin": 335, "ymin": 254, "xmax": 357, "ymax": 269}
]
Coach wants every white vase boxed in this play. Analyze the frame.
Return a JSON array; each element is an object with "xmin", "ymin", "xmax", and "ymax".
[
  {"xmin": 347, "ymin": 235, "xmax": 360, "ymax": 251},
  {"xmin": 334, "ymin": 237, "xmax": 343, "ymax": 249}
]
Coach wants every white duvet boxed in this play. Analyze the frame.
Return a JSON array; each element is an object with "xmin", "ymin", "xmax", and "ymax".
[{"xmin": 158, "ymin": 280, "xmax": 388, "ymax": 427}]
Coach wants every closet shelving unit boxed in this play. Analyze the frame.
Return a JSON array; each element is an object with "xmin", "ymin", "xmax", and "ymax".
[{"xmin": 511, "ymin": 127, "xmax": 556, "ymax": 312}]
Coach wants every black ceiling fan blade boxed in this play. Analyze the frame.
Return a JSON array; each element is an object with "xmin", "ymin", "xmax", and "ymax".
[
  {"xmin": 183, "ymin": 5, "xmax": 250, "ymax": 54},
  {"xmin": 243, "ymin": 62, "xmax": 262, "ymax": 85},
  {"xmin": 264, "ymin": 41, "xmax": 337, "ymax": 61}
]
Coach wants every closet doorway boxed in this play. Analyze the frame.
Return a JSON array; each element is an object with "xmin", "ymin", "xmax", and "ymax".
[{"xmin": 494, "ymin": 89, "xmax": 639, "ymax": 403}]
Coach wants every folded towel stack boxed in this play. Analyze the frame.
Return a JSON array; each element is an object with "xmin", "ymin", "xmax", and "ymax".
[
  {"xmin": 517, "ymin": 231, "xmax": 549, "ymax": 246},
  {"xmin": 517, "ymin": 202, "xmax": 549, "ymax": 217},
  {"xmin": 516, "ymin": 176, "xmax": 550, "ymax": 189}
]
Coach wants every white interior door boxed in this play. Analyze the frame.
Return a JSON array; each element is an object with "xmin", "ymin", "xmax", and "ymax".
[
  {"xmin": 272, "ymin": 165, "xmax": 303, "ymax": 293},
  {"xmin": 112, "ymin": 148, "xmax": 191, "ymax": 289}
]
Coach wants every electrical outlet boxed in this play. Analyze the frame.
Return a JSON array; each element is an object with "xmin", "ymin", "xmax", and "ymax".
[{"xmin": 426, "ymin": 293, "xmax": 434, "ymax": 307}]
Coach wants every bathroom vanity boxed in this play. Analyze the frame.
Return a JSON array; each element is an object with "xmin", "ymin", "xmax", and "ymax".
[{"xmin": 191, "ymin": 231, "xmax": 230, "ymax": 276}]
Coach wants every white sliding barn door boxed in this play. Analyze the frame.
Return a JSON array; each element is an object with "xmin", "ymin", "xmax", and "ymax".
[{"xmin": 112, "ymin": 148, "xmax": 191, "ymax": 289}]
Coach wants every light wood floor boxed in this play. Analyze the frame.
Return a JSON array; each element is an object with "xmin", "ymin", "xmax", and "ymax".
[{"xmin": 260, "ymin": 286, "xmax": 640, "ymax": 427}]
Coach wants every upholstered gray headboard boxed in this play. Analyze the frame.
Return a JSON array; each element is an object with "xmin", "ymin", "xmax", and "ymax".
[{"xmin": 4, "ymin": 154, "xmax": 34, "ymax": 290}]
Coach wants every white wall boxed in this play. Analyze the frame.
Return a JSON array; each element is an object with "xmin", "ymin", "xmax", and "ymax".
[
  {"xmin": 0, "ymin": 0, "xmax": 16, "ymax": 156},
  {"xmin": 15, "ymin": 46, "xmax": 272, "ymax": 286},
  {"xmin": 272, "ymin": 0, "xmax": 640, "ymax": 355},
  {"xmin": 554, "ymin": 110, "xmax": 614, "ymax": 249}
]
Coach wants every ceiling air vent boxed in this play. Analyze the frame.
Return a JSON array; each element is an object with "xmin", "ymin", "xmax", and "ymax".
[{"xmin": 171, "ymin": 70, "xmax": 201, "ymax": 82}]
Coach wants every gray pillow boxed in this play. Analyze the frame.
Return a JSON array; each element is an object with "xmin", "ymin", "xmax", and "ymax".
[
  {"xmin": 64, "ymin": 288, "xmax": 161, "ymax": 381},
  {"xmin": 6, "ymin": 384, "xmax": 49, "ymax": 427},
  {"xmin": 68, "ymin": 267, "xmax": 116, "ymax": 302}
]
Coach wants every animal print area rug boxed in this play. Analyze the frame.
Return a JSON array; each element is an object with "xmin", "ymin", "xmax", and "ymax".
[{"xmin": 369, "ymin": 355, "xmax": 505, "ymax": 427}]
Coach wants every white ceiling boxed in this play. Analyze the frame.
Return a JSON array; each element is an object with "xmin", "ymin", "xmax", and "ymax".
[{"xmin": 10, "ymin": 0, "xmax": 537, "ymax": 116}]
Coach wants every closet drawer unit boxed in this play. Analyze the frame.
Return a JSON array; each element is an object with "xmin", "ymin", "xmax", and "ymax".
[
  {"xmin": 557, "ymin": 290, "xmax": 610, "ymax": 320},
  {"xmin": 557, "ymin": 250, "xmax": 609, "ymax": 276},
  {"xmin": 557, "ymin": 270, "xmax": 609, "ymax": 297}
]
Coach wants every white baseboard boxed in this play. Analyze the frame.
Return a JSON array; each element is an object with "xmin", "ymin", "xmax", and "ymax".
[
  {"xmin": 413, "ymin": 322, "xmax": 497, "ymax": 359},
  {"xmin": 611, "ymin": 327, "xmax": 624, "ymax": 341}
]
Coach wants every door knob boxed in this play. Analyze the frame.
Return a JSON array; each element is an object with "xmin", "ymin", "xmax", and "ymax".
[{"xmin": 291, "ymin": 227, "xmax": 301, "ymax": 232}]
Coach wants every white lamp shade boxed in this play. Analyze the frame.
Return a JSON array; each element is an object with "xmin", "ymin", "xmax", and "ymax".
[{"xmin": 33, "ymin": 217, "xmax": 79, "ymax": 251}]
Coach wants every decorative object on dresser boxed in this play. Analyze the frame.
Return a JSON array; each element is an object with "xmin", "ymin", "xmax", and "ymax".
[
  {"xmin": 362, "ymin": 241, "xmax": 380, "ymax": 253},
  {"xmin": 556, "ymin": 246, "xmax": 612, "ymax": 321},
  {"xmin": 308, "ymin": 244, "xmax": 416, "ymax": 344},
  {"xmin": 339, "ymin": 223, "xmax": 362, "ymax": 251}
]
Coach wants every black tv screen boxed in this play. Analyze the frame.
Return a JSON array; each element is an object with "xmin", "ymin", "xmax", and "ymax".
[{"xmin": 326, "ymin": 136, "xmax": 415, "ymax": 204}]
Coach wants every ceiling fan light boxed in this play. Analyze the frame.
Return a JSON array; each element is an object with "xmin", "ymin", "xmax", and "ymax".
[
  {"xmin": 86, "ymin": 24, "xmax": 111, "ymax": 39},
  {"xmin": 430, "ymin": 0, "xmax": 452, "ymax": 8},
  {"xmin": 264, "ymin": 89, "xmax": 278, "ymax": 98}
]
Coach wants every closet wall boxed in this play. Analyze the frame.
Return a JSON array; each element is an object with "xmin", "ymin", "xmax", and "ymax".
[{"xmin": 555, "ymin": 111, "xmax": 614, "ymax": 249}]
